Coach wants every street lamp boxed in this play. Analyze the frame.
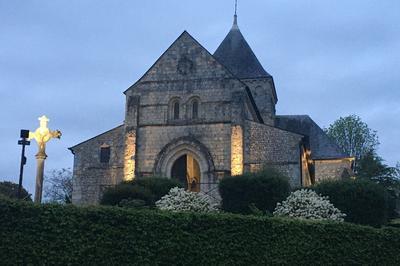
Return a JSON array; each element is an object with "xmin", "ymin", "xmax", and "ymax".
[{"xmin": 17, "ymin": 129, "xmax": 30, "ymax": 199}]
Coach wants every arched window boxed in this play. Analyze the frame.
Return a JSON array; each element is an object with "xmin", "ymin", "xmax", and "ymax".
[
  {"xmin": 173, "ymin": 101, "xmax": 180, "ymax": 120},
  {"xmin": 192, "ymin": 100, "xmax": 199, "ymax": 119}
]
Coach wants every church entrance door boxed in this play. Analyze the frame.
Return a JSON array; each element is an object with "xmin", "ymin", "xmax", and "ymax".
[{"xmin": 171, "ymin": 154, "xmax": 201, "ymax": 192}]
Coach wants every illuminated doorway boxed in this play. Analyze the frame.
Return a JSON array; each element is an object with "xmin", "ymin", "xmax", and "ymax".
[{"xmin": 171, "ymin": 154, "xmax": 201, "ymax": 192}]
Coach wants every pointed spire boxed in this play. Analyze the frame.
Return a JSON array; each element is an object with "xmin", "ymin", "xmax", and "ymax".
[
  {"xmin": 232, "ymin": 0, "xmax": 239, "ymax": 30},
  {"xmin": 213, "ymin": 0, "xmax": 271, "ymax": 79}
]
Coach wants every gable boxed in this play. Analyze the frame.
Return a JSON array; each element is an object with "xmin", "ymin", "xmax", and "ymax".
[
  {"xmin": 125, "ymin": 31, "xmax": 237, "ymax": 92},
  {"xmin": 69, "ymin": 125, "xmax": 124, "ymax": 154}
]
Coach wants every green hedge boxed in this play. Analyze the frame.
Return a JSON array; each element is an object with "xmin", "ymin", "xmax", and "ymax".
[
  {"xmin": 1, "ymin": 199, "xmax": 399, "ymax": 265},
  {"xmin": 219, "ymin": 169, "xmax": 290, "ymax": 214},
  {"xmin": 313, "ymin": 179, "xmax": 388, "ymax": 227}
]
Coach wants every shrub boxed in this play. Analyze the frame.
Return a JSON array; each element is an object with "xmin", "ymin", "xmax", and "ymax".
[
  {"xmin": 274, "ymin": 189, "xmax": 346, "ymax": 221},
  {"xmin": 126, "ymin": 177, "xmax": 182, "ymax": 200},
  {"xmin": 313, "ymin": 179, "xmax": 388, "ymax": 227},
  {"xmin": 1, "ymin": 198, "xmax": 400, "ymax": 265},
  {"xmin": 219, "ymin": 168, "xmax": 290, "ymax": 214},
  {"xmin": 100, "ymin": 177, "xmax": 182, "ymax": 207},
  {"xmin": 156, "ymin": 187, "xmax": 219, "ymax": 213},
  {"xmin": 100, "ymin": 184, "xmax": 154, "ymax": 206}
]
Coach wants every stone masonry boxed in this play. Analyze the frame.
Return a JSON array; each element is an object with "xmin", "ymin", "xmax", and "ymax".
[{"xmin": 69, "ymin": 17, "xmax": 353, "ymax": 205}]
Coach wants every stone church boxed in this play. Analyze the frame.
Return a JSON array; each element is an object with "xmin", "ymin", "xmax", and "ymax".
[{"xmin": 69, "ymin": 15, "xmax": 353, "ymax": 205}]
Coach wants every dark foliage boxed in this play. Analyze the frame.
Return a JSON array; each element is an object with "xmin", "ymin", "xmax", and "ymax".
[
  {"xmin": 313, "ymin": 179, "xmax": 388, "ymax": 227},
  {"xmin": 0, "ymin": 181, "xmax": 31, "ymax": 201},
  {"xmin": 219, "ymin": 169, "xmax": 290, "ymax": 214},
  {"xmin": 357, "ymin": 150, "xmax": 400, "ymax": 188},
  {"xmin": 356, "ymin": 151, "xmax": 400, "ymax": 218},
  {"xmin": 126, "ymin": 177, "xmax": 183, "ymax": 201},
  {"xmin": 100, "ymin": 177, "xmax": 182, "ymax": 207},
  {"xmin": 0, "ymin": 198, "xmax": 399, "ymax": 265},
  {"xmin": 100, "ymin": 184, "xmax": 154, "ymax": 206}
]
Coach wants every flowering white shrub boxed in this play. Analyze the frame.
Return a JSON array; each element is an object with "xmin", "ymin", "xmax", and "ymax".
[
  {"xmin": 155, "ymin": 187, "xmax": 219, "ymax": 213},
  {"xmin": 273, "ymin": 189, "xmax": 346, "ymax": 222}
]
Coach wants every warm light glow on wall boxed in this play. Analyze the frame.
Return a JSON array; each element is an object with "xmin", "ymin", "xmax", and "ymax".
[
  {"xmin": 301, "ymin": 147, "xmax": 312, "ymax": 187},
  {"xmin": 231, "ymin": 125, "xmax": 243, "ymax": 176},
  {"xmin": 124, "ymin": 130, "xmax": 136, "ymax": 181}
]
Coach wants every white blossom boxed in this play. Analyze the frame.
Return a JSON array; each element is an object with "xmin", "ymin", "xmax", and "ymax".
[
  {"xmin": 273, "ymin": 189, "xmax": 346, "ymax": 222},
  {"xmin": 155, "ymin": 187, "xmax": 219, "ymax": 213}
]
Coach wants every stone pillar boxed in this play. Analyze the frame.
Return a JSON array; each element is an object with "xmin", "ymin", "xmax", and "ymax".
[
  {"xmin": 230, "ymin": 91, "xmax": 245, "ymax": 176},
  {"xmin": 124, "ymin": 130, "xmax": 136, "ymax": 181},
  {"xmin": 124, "ymin": 95, "xmax": 140, "ymax": 180},
  {"xmin": 34, "ymin": 153, "xmax": 47, "ymax": 203},
  {"xmin": 231, "ymin": 125, "xmax": 243, "ymax": 175}
]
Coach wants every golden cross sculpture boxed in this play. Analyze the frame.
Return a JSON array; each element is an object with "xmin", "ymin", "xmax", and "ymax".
[{"xmin": 29, "ymin": 115, "xmax": 61, "ymax": 203}]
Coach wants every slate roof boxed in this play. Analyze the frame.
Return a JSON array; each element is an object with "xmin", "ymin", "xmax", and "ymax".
[
  {"xmin": 275, "ymin": 115, "xmax": 349, "ymax": 160},
  {"xmin": 213, "ymin": 15, "xmax": 271, "ymax": 79}
]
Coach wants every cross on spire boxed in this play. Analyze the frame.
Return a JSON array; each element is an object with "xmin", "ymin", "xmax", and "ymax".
[
  {"xmin": 232, "ymin": 0, "xmax": 239, "ymax": 29},
  {"xmin": 235, "ymin": 0, "xmax": 237, "ymax": 16}
]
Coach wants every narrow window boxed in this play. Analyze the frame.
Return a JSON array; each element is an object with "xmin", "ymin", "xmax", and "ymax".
[
  {"xmin": 173, "ymin": 101, "xmax": 180, "ymax": 120},
  {"xmin": 100, "ymin": 146, "xmax": 111, "ymax": 163},
  {"xmin": 192, "ymin": 100, "xmax": 198, "ymax": 119}
]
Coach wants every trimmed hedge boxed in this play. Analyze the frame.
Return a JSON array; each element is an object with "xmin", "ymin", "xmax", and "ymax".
[
  {"xmin": 0, "ymin": 199, "xmax": 399, "ymax": 265},
  {"xmin": 313, "ymin": 179, "xmax": 388, "ymax": 227},
  {"xmin": 219, "ymin": 169, "xmax": 290, "ymax": 214}
]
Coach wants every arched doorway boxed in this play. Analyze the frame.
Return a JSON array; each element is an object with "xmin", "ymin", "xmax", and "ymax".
[
  {"xmin": 154, "ymin": 137, "xmax": 216, "ymax": 193},
  {"xmin": 171, "ymin": 154, "xmax": 201, "ymax": 192}
]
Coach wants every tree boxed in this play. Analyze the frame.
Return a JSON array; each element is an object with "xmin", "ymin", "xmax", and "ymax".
[
  {"xmin": 44, "ymin": 169, "xmax": 73, "ymax": 204},
  {"xmin": 0, "ymin": 181, "xmax": 31, "ymax": 201},
  {"xmin": 357, "ymin": 152, "xmax": 400, "ymax": 218},
  {"xmin": 325, "ymin": 115, "xmax": 379, "ymax": 168},
  {"xmin": 357, "ymin": 151, "xmax": 400, "ymax": 189}
]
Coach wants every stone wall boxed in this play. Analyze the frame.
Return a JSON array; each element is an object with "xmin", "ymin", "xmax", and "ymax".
[
  {"xmin": 125, "ymin": 30, "xmax": 257, "ymax": 178},
  {"xmin": 244, "ymin": 120, "xmax": 303, "ymax": 187},
  {"xmin": 314, "ymin": 159, "xmax": 353, "ymax": 181},
  {"xmin": 136, "ymin": 123, "xmax": 231, "ymax": 175},
  {"xmin": 135, "ymin": 32, "xmax": 234, "ymax": 83},
  {"xmin": 70, "ymin": 126, "xmax": 124, "ymax": 205},
  {"xmin": 242, "ymin": 78, "xmax": 276, "ymax": 125}
]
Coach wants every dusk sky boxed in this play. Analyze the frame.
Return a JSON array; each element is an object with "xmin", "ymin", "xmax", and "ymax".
[{"xmin": 1, "ymin": 0, "xmax": 399, "ymax": 195}]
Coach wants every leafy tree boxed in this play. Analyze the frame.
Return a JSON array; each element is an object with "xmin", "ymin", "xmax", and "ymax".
[
  {"xmin": 325, "ymin": 115, "xmax": 379, "ymax": 168},
  {"xmin": 357, "ymin": 150, "xmax": 400, "ymax": 189},
  {"xmin": 0, "ymin": 181, "xmax": 31, "ymax": 201},
  {"xmin": 44, "ymin": 168, "xmax": 73, "ymax": 204},
  {"xmin": 313, "ymin": 179, "xmax": 388, "ymax": 226},
  {"xmin": 357, "ymin": 151, "xmax": 400, "ymax": 218}
]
